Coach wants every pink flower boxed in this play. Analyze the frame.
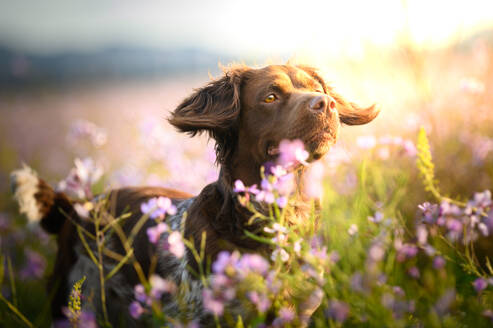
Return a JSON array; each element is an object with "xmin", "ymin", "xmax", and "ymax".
[
  {"xmin": 278, "ymin": 139, "xmax": 309, "ymax": 167},
  {"xmin": 270, "ymin": 165, "xmax": 287, "ymax": 178},
  {"xmin": 247, "ymin": 291, "xmax": 271, "ymax": 313},
  {"xmin": 233, "ymin": 180, "xmax": 246, "ymax": 192},
  {"xmin": 57, "ymin": 158, "xmax": 103, "ymax": 200},
  {"xmin": 203, "ymin": 289, "xmax": 224, "ymax": 316},
  {"xmin": 134, "ymin": 284, "xmax": 148, "ymax": 304},
  {"xmin": 236, "ymin": 254, "xmax": 269, "ymax": 277},
  {"xmin": 141, "ymin": 197, "xmax": 177, "ymax": 219},
  {"xmin": 303, "ymin": 161, "xmax": 325, "ymax": 199},
  {"xmin": 165, "ymin": 231, "xmax": 185, "ymax": 258},
  {"xmin": 408, "ymin": 266, "xmax": 420, "ymax": 279},
  {"xmin": 433, "ymin": 256, "xmax": 446, "ymax": 270},
  {"xmin": 276, "ymin": 196, "xmax": 288, "ymax": 208},
  {"xmin": 146, "ymin": 222, "xmax": 169, "ymax": 244},
  {"xmin": 212, "ymin": 251, "xmax": 241, "ymax": 274},
  {"xmin": 326, "ymin": 300, "xmax": 349, "ymax": 323},
  {"xmin": 149, "ymin": 275, "xmax": 176, "ymax": 299}
]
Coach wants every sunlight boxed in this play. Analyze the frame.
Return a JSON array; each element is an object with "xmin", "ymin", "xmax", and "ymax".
[{"xmin": 228, "ymin": 0, "xmax": 493, "ymax": 56}]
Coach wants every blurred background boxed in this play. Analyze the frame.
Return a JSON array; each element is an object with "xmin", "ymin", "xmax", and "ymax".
[{"xmin": 1, "ymin": 0, "xmax": 493, "ymax": 325}]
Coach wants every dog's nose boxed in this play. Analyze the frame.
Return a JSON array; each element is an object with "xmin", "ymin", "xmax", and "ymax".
[{"xmin": 309, "ymin": 95, "xmax": 337, "ymax": 113}]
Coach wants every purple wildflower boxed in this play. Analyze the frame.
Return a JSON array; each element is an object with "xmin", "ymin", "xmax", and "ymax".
[
  {"xmin": 368, "ymin": 243, "xmax": 385, "ymax": 262},
  {"xmin": 434, "ymin": 289, "xmax": 456, "ymax": 316},
  {"xmin": 433, "ymin": 256, "xmax": 446, "ymax": 270},
  {"xmin": 134, "ymin": 284, "xmax": 148, "ymax": 304},
  {"xmin": 210, "ymin": 274, "xmax": 229, "ymax": 290},
  {"xmin": 277, "ymin": 139, "xmax": 309, "ymax": 167},
  {"xmin": 236, "ymin": 254, "xmax": 269, "ymax": 277},
  {"xmin": 326, "ymin": 300, "xmax": 350, "ymax": 323},
  {"xmin": 146, "ymin": 222, "xmax": 168, "ymax": 244},
  {"xmin": 330, "ymin": 251, "xmax": 340, "ymax": 263},
  {"xmin": 149, "ymin": 275, "xmax": 176, "ymax": 299},
  {"xmin": 270, "ymin": 165, "xmax": 287, "ymax": 178},
  {"xmin": 247, "ymin": 291, "xmax": 271, "ymax": 313},
  {"xmin": 396, "ymin": 244, "xmax": 418, "ymax": 262},
  {"xmin": 408, "ymin": 266, "xmax": 420, "ymax": 279},
  {"xmin": 266, "ymin": 271, "xmax": 281, "ymax": 293},
  {"xmin": 256, "ymin": 190, "xmax": 275, "ymax": 204},
  {"xmin": 140, "ymin": 196, "xmax": 177, "ymax": 219},
  {"xmin": 212, "ymin": 251, "xmax": 240, "ymax": 275},
  {"xmin": 79, "ymin": 311, "xmax": 97, "ymax": 328},
  {"xmin": 20, "ymin": 250, "xmax": 46, "ymax": 279},
  {"xmin": 393, "ymin": 286, "xmax": 405, "ymax": 297},
  {"xmin": 203, "ymin": 289, "xmax": 224, "ymax": 316},
  {"xmin": 368, "ymin": 211, "xmax": 384, "ymax": 223},
  {"xmin": 446, "ymin": 219, "xmax": 462, "ymax": 232},
  {"xmin": 276, "ymin": 196, "xmax": 288, "ymax": 208},
  {"xmin": 418, "ymin": 202, "xmax": 439, "ymax": 224},
  {"xmin": 233, "ymin": 180, "xmax": 246, "ymax": 192},
  {"xmin": 473, "ymin": 278, "xmax": 488, "ymax": 293},
  {"xmin": 403, "ymin": 139, "xmax": 417, "ymax": 156},
  {"xmin": 164, "ymin": 231, "xmax": 185, "ymax": 258},
  {"xmin": 129, "ymin": 301, "xmax": 144, "ymax": 319},
  {"xmin": 272, "ymin": 173, "xmax": 295, "ymax": 196},
  {"xmin": 274, "ymin": 306, "xmax": 295, "ymax": 325}
]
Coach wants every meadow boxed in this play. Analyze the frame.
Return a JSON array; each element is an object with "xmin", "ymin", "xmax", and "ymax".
[{"xmin": 1, "ymin": 38, "xmax": 493, "ymax": 327}]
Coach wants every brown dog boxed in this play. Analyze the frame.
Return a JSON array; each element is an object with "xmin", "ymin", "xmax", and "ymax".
[{"xmin": 11, "ymin": 64, "xmax": 379, "ymax": 326}]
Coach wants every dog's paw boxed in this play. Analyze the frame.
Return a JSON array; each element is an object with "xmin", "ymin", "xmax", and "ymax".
[{"xmin": 10, "ymin": 165, "xmax": 42, "ymax": 222}]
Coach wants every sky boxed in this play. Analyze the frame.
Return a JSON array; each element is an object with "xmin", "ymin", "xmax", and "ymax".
[{"xmin": 0, "ymin": 0, "xmax": 493, "ymax": 56}]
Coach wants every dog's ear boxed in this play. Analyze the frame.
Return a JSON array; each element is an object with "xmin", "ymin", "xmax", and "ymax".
[
  {"xmin": 327, "ymin": 87, "xmax": 380, "ymax": 125},
  {"xmin": 298, "ymin": 65, "xmax": 380, "ymax": 125},
  {"xmin": 169, "ymin": 66, "xmax": 249, "ymax": 163}
]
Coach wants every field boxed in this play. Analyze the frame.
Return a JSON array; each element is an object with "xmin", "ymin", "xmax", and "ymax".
[{"xmin": 1, "ymin": 39, "xmax": 493, "ymax": 327}]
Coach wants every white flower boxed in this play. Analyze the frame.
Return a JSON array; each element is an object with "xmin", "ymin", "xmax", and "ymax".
[
  {"xmin": 348, "ymin": 224, "xmax": 358, "ymax": 236},
  {"xmin": 294, "ymin": 239, "xmax": 302, "ymax": 255},
  {"xmin": 272, "ymin": 248, "xmax": 290, "ymax": 262}
]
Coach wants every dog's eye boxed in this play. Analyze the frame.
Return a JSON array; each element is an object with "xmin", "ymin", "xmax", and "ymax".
[{"xmin": 264, "ymin": 94, "xmax": 276, "ymax": 103}]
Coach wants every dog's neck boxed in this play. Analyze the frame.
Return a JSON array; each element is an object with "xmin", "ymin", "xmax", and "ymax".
[{"xmin": 184, "ymin": 157, "xmax": 314, "ymax": 271}]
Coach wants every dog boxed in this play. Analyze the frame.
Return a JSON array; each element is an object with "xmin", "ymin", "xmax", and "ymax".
[{"xmin": 11, "ymin": 64, "xmax": 379, "ymax": 326}]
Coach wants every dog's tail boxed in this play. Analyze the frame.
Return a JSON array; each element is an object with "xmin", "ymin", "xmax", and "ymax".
[{"xmin": 10, "ymin": 165, "xmax": 77, "ymax": 234}]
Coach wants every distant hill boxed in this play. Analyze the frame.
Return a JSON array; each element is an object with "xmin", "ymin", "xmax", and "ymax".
[{"xmin": 0, "ymin": 46, "xmax": 234, "ymax": 87}]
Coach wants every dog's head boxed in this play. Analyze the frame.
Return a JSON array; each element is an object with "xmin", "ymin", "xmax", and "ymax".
[{"xmin": 169, "ymin": 64, "xmax": 379, "ymax": 170}]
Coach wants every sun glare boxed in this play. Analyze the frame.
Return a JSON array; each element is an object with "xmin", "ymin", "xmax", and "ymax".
[{"xmin": 227, "ymin": 0, "xmax": 493, "ymax": 57}]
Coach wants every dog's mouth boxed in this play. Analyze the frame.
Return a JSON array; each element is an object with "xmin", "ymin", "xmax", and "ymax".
[{"xmin": 267, "ymin": 144, "xmax": 280, "ymax": 156}]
